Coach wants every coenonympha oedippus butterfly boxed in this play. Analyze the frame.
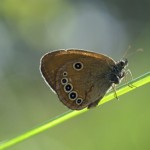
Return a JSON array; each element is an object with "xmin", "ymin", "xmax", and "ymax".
[{"xmin": 40, "ymin": 49, "xmax": 128, "ymax": 110}]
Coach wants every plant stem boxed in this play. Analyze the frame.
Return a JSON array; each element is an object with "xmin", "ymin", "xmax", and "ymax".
[{"xmin": 0, "ymin": 72, "xmax": 150, "ymax": 150}]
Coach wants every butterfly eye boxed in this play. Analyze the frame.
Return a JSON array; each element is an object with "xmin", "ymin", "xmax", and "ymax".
[
  {"xmin": 76, "ymin": 98, "xmax": 83, "ymax": 105},
  {"xmin": 68, "ymin": 91, "xmax": 78, "ymax": 100},
  {"xmin": 63, "ymin": 71, "xmax": 68, "ymax": 76},
  {"xmin": 73, "ymin": 62, "xmax": 83, "ymax": 71},
  {"xmin": 64, "ymin": 83, "xmax": 73, "ymax": 93},
  {"xmin": 61, "ymin": 78, "xmax": 68, "ymax": 85},
  {"xmin": 120, "ymin": 61, "xmax": 125, "ymax": 67}
]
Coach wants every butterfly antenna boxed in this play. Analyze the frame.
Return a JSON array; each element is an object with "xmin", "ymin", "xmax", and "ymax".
[
  {"xmin": 123, "ymin": 45, "xmax": 143, "ymax": 59},
  {"xmin": 122, "ymin": 45, "xmax": 131, "ymax": 59}
]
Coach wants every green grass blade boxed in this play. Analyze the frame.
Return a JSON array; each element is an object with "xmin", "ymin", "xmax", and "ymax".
[{"xmin": 0, "ymin": 72, "xmax": 150, "ymax": 150}]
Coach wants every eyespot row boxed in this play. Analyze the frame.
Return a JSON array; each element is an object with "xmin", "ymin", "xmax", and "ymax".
[{"xmin": 61, "ymin": 73, "xmax": 83, "ymax": 105}]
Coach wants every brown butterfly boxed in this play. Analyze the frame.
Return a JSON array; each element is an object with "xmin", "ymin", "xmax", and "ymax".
[{"xmin": 40, "ymin": 49, "xmax": 128, "ymax": 110}]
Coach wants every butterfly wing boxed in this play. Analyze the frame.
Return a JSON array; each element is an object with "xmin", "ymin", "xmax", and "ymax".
[{"xmin": 40, "ymin": 49, "xmax": 115, "ymax": 110}]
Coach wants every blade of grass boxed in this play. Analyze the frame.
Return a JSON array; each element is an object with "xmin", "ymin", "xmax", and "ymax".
[{"xmin": 0, "ymin": 71, "xmax": 150, "ymax": 150}]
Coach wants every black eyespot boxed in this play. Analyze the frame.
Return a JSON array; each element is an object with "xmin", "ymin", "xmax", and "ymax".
[
  {"xmin": 76, "ymin": 98, "xmax": 83, "ymax": 105},
  {"xmin": 68, "ymin": 91, "xmax": 78, "ymax": 100},
  {"xmin": 73, "ymin": 62, "xmax": 83, "ymax": 71},
  {"xmin": 61, "ymin": 78, "xmax": 68, "ymax": 85},
  {"xmin": 63, "ymin": 71, "xmax": 68, "ymax": 76},
  {"xmin": 64, "ymin": 83, "xmax": 73, "ymax": 93}
]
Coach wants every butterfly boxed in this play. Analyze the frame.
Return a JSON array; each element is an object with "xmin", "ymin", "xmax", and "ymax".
[{"xmin": 40, "ymin": 49, "xmax": 128, "ymax": 110}]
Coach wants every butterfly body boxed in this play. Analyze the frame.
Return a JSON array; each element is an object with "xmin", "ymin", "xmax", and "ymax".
[{"xmin": 40, "ymin": 49, "xmax": 128, "ymax": 110}]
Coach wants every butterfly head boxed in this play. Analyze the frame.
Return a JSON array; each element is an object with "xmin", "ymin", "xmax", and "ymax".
[{"xmin": 117, "ymin": 58, "xmax": 128, "ymax": 69}]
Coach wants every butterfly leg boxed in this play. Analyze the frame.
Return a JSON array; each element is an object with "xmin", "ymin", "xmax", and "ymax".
[
  {"xmin": 125, "ymin": 69, "xmax": 136, "ymax": 88},
  {"xmin": 111, "ymin": 84, "xmax": 119, "ymax": 100}
]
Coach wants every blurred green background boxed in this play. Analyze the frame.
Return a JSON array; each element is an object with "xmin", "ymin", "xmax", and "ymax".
[{"xmin": 0, "ymin": 0, "xmax": 150, "ymax": 150}]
